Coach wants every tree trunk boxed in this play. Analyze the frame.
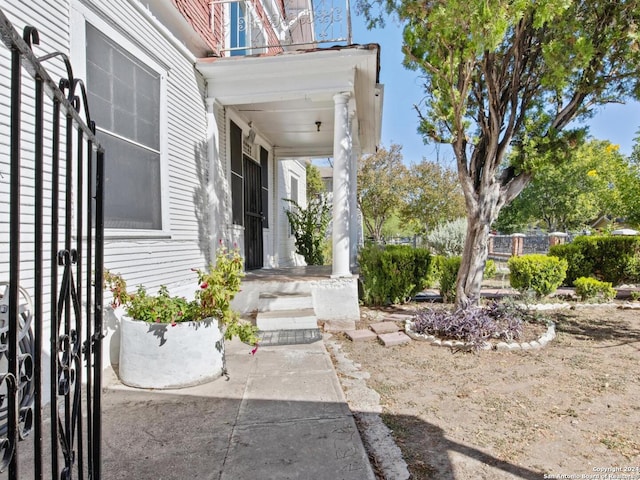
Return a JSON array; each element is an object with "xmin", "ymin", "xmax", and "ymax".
[{"xmin": 455, "ymin": 183, "xmax": 503, "ymax": 309}]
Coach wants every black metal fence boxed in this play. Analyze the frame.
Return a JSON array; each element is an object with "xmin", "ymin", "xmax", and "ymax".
[{"xmin": 1, "ymin": 8, "xmax": 104, "ymax": 479}]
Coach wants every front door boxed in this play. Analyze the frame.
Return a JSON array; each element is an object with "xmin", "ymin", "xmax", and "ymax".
[{"xmin": 244, "ymin": 155, "xmax": 263, "ymax": 269}]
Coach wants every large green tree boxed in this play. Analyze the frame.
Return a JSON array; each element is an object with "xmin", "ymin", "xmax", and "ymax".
[
  {"xmin": 357, "ymin": 144, "xmax": 408, "ymax": 241},
  {"xmin": 359, "ymin": 0, "xmax": 640, "ymax": 307},
  {"xmin": 401, "ymin": 160, "xmax": 466, "ymax": 232},
  {"xmin": 624, "ymin": 129, "xmax": 640, "ymax": 225},
  {"xmin": 496, "ymin": 140, "xmax": 638, "ymax": 231},
  {"xmin": 306, "ymin": 163, "xmax": 326, "ymax": 199}
]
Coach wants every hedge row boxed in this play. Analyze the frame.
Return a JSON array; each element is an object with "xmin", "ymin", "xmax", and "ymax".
[
  {"xmin": 549, "ymin": 235, "xmax": 640, "ymax": 285},
  {"xmin": 358, "ymin": 244, "xmax": 431, "ymax": 306}
]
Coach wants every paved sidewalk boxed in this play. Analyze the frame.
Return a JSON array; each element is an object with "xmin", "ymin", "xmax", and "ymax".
[{"xmin": 102, "ymin": 338, "xmax": 375, "ymax": 480}]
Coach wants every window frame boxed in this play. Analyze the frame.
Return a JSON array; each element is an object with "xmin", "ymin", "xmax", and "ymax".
[
  {"xmin": 70, "ymin": 2, "xmax": 170, "ymax": 237},
  {"xmin": 229, "ymin": 0, "xmax": 248, "ymax": 56}
]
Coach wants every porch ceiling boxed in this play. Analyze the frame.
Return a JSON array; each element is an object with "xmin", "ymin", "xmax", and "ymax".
[{"xmin": 196, "ymin": 44, "xmax": 383, "ymax": 158}]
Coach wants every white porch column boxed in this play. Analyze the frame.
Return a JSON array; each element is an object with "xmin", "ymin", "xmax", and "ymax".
[
  {"xmin": 349, "ymin": 113, "xmax": 360, "ymax": 270},
  {"xmin": 332, "ymin": 92, "xmax": 352, "ymax": 277},
  {"xmin": 206, "ymin": 98, "xmax": 220, "ymax": 264}
]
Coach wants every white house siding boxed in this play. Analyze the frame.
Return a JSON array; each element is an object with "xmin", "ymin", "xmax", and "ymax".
[
  {"xmin": 1, "ymin": 0, "xmax": 214, "ymax": 375},
  {"xmin": 1, "ymin": 1, "xmax": 80, "ymax": 402},
  {"xmin": 277, "ymin": 159, "xmax": 307, "ymax": 267},
  {"xmin": 0, "ymin": 2, "xmax": 72, "ymax": 328},
  {"xmin": 68, "ymin": 0, "xmax": 211, "ymax": 296}
]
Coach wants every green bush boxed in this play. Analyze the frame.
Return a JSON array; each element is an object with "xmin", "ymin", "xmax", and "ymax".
[
  {"xmin": 550, "ymin": 235, "xmax": 640, "ymax": 285},
  {"xmin": 425, "ymin": 218, "xmax": 467, "ymax": 256},
  {"xmin": 284, "ymin": 197, "xmax": 331, "ymax": 265},
  {"xmin": 410, "ymin": 247, "xmax": 433, "ymax": 292},
  {"xmin": 359, "ymin": 245, "xmax": 432, "ymax": 306},
  {"xmin": 573, "ymin": 277, "xmax": 616, "ymax": 302},
  {"xmin": 508, "ymin": 254, "xmax": 567, "ymax": 297},
  {"xmin": 548, "ymin": 242, "xmax": 593, "ymax": 285},
  {"xmin": 439, "ymin": 256, "xmax": 461, "ymax": 303},
  {"xmin": 437, "ymin": 257, "xmax": 499, "ymax": 302},
  {"xmin": 484, "ymin": 259, "xmax": 497, "ymax": 279},
  {"xmin": 425, "ymin": 255, "xmax": 445, "ymax": 288}
]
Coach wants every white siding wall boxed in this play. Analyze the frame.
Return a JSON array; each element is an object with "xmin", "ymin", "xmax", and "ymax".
[
  {"xmin": 69, "ymin": 0, "xmax": 210, "ymax": 294},
  {"xmin": 0, "ymin": 0, "xmax": 74, "ymax": 402},
  {"xmin": 0, "ymin": 0, "xmax": 212, "ymax": 370},
  {"xmin": 277, "ymin": 159, "xmax": 307, "ymax": 267},
  {"xmin": 0, "ymin": 3, "xmax": 72, "ymax": 289},
  {"xmin": 208, "ymin": 101, "xmax": 232, "ymax": 252}
]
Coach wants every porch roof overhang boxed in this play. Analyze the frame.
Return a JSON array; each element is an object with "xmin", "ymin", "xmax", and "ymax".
[{"xmin": 196, "ymin": 44, "xmax": 383, "ymax": 157}]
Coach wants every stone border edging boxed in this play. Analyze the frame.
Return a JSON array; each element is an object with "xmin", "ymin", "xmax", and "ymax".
[{"xmin": 404, "ymin": 319, "xmax": 557, "ymax": 352}]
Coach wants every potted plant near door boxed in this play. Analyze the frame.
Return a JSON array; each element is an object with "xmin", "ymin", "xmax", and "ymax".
[{"xmin": 104, "ymin": 246, "xmax": 257, "ymax": 389}]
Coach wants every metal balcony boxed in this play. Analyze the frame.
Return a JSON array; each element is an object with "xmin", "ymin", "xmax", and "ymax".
[{"xmin": 215, "ymin": 0, "xmax": 352, "ymax": 56}]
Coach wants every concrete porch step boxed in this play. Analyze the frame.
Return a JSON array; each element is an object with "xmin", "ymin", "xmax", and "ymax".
[
  {"xmin": 256, "ymin": 308, "xmax": 318, "ymax": 331},
  {"xmin": 259, "ymin": 291, "xmax": 313, "ymax": 312}
]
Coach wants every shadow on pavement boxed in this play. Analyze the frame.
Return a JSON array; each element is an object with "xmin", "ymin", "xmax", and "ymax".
[{"xmin": 3, "ymin": 391, "xmax": 544, "ymax": 480}]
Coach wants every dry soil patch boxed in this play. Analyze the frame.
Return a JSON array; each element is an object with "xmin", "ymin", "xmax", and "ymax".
[{"xmin": 334, "ymin": 303, "xmax": 640, "ymax": 479}]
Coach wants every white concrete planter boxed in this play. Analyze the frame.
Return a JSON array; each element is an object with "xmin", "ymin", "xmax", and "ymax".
[{"xmin": 118, "ymin": 316, "xmax": 224, "ymax": 389}]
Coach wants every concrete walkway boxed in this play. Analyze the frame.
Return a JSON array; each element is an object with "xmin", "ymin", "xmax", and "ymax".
[{"xmin": 102, "ymin": 338, "xmax": 375, "ymax": 480}]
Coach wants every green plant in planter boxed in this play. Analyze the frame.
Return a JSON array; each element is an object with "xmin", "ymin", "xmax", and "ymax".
[{"xmin": 104, "ymin": 247, "xmax": 258, "ymax": 344}]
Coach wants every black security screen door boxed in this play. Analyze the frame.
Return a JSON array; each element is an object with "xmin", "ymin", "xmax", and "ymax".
[{"xmin": 243, "ymin": 155, "xmax": 263, "ymax": 270}]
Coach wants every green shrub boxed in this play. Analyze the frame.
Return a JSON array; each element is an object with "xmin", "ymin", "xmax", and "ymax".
[
  {"xmin": 437, "ymin": 257, "xmax": 499, "ymax": 302},
  {"xmin": 284, "ymin": 197, "xmax": 331, "ymax": 265},
  {"xmin": 585, "ymin": 236, "xmax": 640, "ymax": 284},
  {"xmin": 573, "ymin": 277, "xmax": 616, "ymax": 302},
  {"xmin": 550, "ymin": 235, "xmax": 640, "ymax": 285},
  {"xmin": 425, "ymin": 218, "xmax": 467, "ymax": 256},
  {"xmin": 623, "ymin": 254, "xmax": 640, "ymax": 283},
  {"xmin": 409, "ymin": 247, "xmax": 433, "ymax": 292},
  {"xmin": 508, "ymin": 254, "xmax": 567, "ymax": 297},
  {"xmin": 439, "ymin": 256, "xmax": 461, "ymax": 303},
  {"xmin": 425, "ymin": 255, "xmax": 445, "ymax": 288},
  {"xmin": 359, "ymin": 245, "xmax": 432, "ymax": 305},
  {"xmin": 548, "ymin": 241, "xmax": 593, "ymax": 285},
  {"xmin": 484, "ymin": 259, "xmax": 497, "ymax": 279}
]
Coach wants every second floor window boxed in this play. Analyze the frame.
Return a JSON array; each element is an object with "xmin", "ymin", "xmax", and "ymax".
[{"xmin": 230, "ymin": 1, "xmax": 247, "ymax": 56}]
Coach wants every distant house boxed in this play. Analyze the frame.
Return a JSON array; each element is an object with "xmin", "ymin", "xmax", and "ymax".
[
  {"xmin": 1, "ymin": 0, "xmax": 383, "ymax": 366},
  {"xmin": 318, "ymin": 165, "xmax": 334, "ymax": 192}
]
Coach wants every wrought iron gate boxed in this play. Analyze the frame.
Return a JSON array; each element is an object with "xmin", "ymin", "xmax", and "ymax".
[{"xmin": 1, "ymin": 8, "xmax": 104, "ymax": 480}]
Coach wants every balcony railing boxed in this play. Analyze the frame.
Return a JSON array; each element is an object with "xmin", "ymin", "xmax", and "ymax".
[{"xmin": 215, "ymin": 0, "xmax": 352, "ymax": 56}]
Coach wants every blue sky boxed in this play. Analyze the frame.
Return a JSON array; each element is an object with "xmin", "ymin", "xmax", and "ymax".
[{"xmin": 350, "ymin": 14, "xmax": 640, "ymax": 165}]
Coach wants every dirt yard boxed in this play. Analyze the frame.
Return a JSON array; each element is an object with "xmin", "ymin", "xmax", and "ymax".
[{"xmin": 333, "ymin": 301, "xmax": 640, "ymax": 479}]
